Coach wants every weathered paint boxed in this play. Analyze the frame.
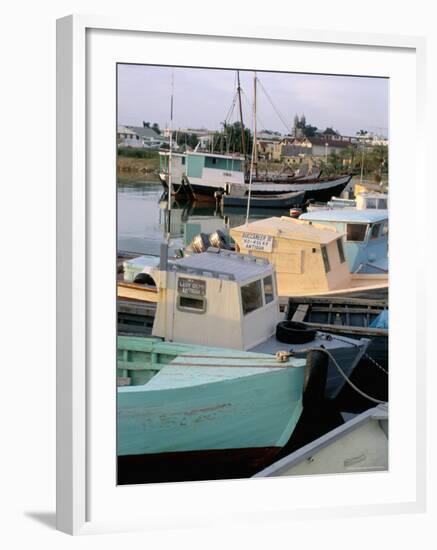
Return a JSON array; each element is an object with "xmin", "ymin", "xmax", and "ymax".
[
  {"xmin": 186, "ymin": 154, "xmax": 204, "ymax": 179},
  {"xmin": 117, "ymin": 337, "xmax": 305, "ymax": 457}
]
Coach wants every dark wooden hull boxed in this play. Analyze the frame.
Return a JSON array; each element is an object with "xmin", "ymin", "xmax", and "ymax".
[
  {"xmin": 169, "ymin": 176, "xmax": 352, "ymax": 203},
  {"xmin": 222, "ymin": 190, "xmax": 305, "ymax": 209},
  {"xmin": 286, "ymin": 296, "xmax": 388, "ymax": 369},
  {"xmin": 117, "ymin": 446, "xmax": 281, "ymax": 484}
]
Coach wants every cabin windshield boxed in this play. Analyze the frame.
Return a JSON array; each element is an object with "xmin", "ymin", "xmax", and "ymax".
[
  {"xmin": 346, "ymin": 223, "xmax": 368, "ymax": 242},
  {"xmin": 241, "ymin": 279, "xmax": 264, "ymax": 315},
  {"xmin": 336, "ymin": 239, "xmax": 346, "ymax": 263},
  {"xmin": 365, "ymin": 198, "xmax": 378, "ymax": 209},
  {"xmin": 321, "ymin": 245, "xmax": 331, "ymax": 273},
  {"xmin": 263, "ymin": 275, "xmax": 274, "ymax": 304},
  {"xmin": 370, "ymin": 223, "xmax": 381, "ymax": 239}
]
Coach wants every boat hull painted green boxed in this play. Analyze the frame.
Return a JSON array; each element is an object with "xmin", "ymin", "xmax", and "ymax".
[{"xmin": 117, "ymin": 337, "xmax": 305, "ymax": 478}]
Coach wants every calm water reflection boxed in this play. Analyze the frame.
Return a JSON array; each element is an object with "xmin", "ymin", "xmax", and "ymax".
[{"xmin": 117, "ymin": 181, "xmax": 291, "ymax": 255}]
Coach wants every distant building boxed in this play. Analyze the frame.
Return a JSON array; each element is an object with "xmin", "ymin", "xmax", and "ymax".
[
  {"xmin": 117, "ymin": 124, "xmax": 173, "ymax": 149},
  {"xmin": 279, "ymin": 134, "xmax": 356, "ymax": 164},
  {"xmin": 117, "ymin": 125, "xmax": 142, "ymax": 147},
  {"xmin": 127, "ymin": 125, "xmax": 163, "ymax": 148}
]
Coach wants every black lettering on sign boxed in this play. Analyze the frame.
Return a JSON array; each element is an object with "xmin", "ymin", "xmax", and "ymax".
[
  {"xmin": 178, "ymin": 277, "xmax": 206, "ymax": 297},
  {"xmin": 242, "ymin": 232, "xmax": 273, "ymax": 252}
]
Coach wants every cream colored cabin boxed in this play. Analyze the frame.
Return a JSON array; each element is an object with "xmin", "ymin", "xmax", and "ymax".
[
  {"xmin": 230, "ymin": 217, "xmax": 387, "ymax": 298},
  {"xmin": 152, "ymin": 249, "xmax": 281, "ymax": 350}
]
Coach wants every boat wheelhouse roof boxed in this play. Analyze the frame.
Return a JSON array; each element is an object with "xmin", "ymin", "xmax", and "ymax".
[
  {"xmin": 301, "ymin": 209, "xmax": 388, "ymax": 224},
  {"xmin": 234, "ymin": 217, "xmax": 341, "ymax": 245},
  {"xmin": 158, "ymin": 150, "xmax": 186, "ymax": 157},
  {"xmin": 170, "ymin": 249, "xmax": 272, "ymax": 283},
  {"xmin": 187, "ymin": 151, "xmax": 245, "ymax": 161}
]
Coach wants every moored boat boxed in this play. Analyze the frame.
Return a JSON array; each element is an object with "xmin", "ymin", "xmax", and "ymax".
[
  {"xmin": 285, "ymin": 295, "xmax": 388, "ymax": 370},
  {"xmin": 253, "ymin": 404, "xmax": 388, "ymax": 477},
  {"xmin": 230, "ymin": 216, "xmax": 388, "ymax": 302},
  {"xmin": 117, "ymin": 248, "xmax": 371, "ymax": 483},
  {"xmin": 222, "ymin": 189, "xmax": 305, "ymax": 209},
  {"xmin": 299, "ymin": 209, "xmax": 389, "ymax": 274},
  {"xmin": 117, "ymin": 338, "xmax": 306, "ymax": 483}
]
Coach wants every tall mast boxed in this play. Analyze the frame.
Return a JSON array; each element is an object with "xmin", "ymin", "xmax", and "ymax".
[
  {"xmin": 167, "ymin": 71, "xmax": 174, "ymax": 240},
  {"xmin": 245, "ymin": 72, "xmax": 257, "ymax": 226},
  {"xmin": 253, "ymin": 72, "xmax": 258, "ymax": 178},
  {"xmin": 236, "ymin": 71, "xmax": 247, "ymax": 163}
]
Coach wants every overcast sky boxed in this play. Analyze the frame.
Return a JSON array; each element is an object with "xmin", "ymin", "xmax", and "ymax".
[{"xmin": 117, "ymin": 64, "xmax": 388, "ymax": 137}]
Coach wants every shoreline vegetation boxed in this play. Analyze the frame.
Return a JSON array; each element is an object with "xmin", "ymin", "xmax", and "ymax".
[{"xmin": 117, "ymin": 148, "xmax": 160, "ymax": 183}]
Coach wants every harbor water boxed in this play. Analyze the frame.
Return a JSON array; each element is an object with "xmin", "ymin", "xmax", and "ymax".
[{"xmin": 117, "ymin": 180, "xmax": 388, "ymax": 484}]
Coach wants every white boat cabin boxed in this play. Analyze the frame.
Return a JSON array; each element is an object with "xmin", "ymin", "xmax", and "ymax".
[
  {"xmin": 158, "ymin": 151, "xmax": 187, "ymax": 185},
  {"xmin": 309, "ymin": 192, "xmax": 388, "ymax": 211},
  {"xmin": 152, "ymin": 249, "xmax": 281, "ymax": 350},
  {"xmin": 185, "ymin": 151, "xmax": 245, "ymax": 189},
  {"xmin": 230, "ymin": 217, "xmax": 386, "ymax": 297}
]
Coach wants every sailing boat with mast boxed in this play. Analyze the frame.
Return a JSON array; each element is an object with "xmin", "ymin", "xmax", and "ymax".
[{"xmin": 158, "ymin": 70, "xmax": 351, "ymax": 203}]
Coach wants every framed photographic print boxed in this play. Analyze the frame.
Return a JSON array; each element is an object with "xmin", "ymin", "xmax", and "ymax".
[{"xmin": 56, "ymin": 15, "xmax": 427, "ymax": 535}]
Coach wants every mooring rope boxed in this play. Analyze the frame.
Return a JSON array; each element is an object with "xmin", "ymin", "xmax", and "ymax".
[{"xmin": 315, "ymin": 348, "xmax": 386, "ymax": 405}]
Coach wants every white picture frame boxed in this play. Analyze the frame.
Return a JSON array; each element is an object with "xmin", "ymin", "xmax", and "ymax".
[{"xmin": 56, "ymin": 14, "xmax": 427, "ymax": 535}]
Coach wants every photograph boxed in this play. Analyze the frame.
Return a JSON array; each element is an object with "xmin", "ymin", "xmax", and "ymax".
[{"xmin": 116, "ymin": 63, "xmax": 389, "ymax": 485}]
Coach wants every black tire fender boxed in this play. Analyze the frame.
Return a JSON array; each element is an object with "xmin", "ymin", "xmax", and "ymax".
[{"xmin": 276, "ymin": 321, "xmax": 316, "ymax": 344}]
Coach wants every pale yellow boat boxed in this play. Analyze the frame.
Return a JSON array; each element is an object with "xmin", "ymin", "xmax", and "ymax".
[{"xmin": 230, "ymin": 216, "xmax": 388, "ymax": 304}]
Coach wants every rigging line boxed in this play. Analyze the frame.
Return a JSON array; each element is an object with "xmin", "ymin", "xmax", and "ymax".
[
  {"xmin": 240, "ymin": 89, "xmax": 268, "ymax": 134},
  {"xmin": 224, "ymin": 91, "xmax": 238, "ymax": 125},
  {"xmin": 257, "ymin": 77, "xmax": 292, "ymax": 134}
]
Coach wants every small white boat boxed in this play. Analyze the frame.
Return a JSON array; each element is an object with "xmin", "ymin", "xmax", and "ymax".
[{"xmin": 253, "ymin": 404, "xmax": 388, "ymax": 477}]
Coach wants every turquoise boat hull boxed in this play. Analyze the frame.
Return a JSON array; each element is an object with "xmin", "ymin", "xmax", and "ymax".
[{"xmin": 117, "ymin": 337, "xmax": 305, "ymax": 482}]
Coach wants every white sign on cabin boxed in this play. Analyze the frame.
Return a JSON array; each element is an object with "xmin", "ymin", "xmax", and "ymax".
[
  {"xmin": 242, "ymin": 232, "xmax": 274, "ymax": 252},
  {"xmin": 177, "ymin": 277, "xmax": 206, "ymax": 297}
]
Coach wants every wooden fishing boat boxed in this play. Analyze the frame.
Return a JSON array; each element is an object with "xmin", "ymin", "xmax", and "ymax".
[
  {"xmin": 286, "ymin": 296, "xmax": 388, "ymax": 369},
  {"xmin": 230, "ymin": 216, "xmax": 388, "ymax": 302},
  {"xmin": 117, "ymin": 337, "xmax": 306, "ymax": 483},
  {"xmin": 222, "ymin": 189, "xmax": 305, "ymax": 209},
  {"xmin": 117, "ymin": 249, "xmax": 371, "ymax": 483},
  {"xmin": 148, "ymin": 249, "xmax": 368, "ymax": 398},
  {"xmin": 253, "ymin": 404, "xmax": 388, "ymax": 477}
]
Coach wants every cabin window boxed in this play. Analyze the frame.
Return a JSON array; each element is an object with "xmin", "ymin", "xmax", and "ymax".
[
  {"xmin": 263, "ymin": 275, "xmax": 274, "ymax": 304},
  {"xmin": 370, "ymin": 223, "xmax": 381, "ymax": 239},
  {"xmin": 177, "ymin": 295, "xmax": 206, "ymax": 314},
  {"xmin": 366, "ymin": 198, "xmax": 378, "ymax": 209},
  {"xmin": 321, "ymin": 246, "xmax": 331, "ymax": 273},
  {"xmin": 241, "ymin": 280, "xmax": 263, "ymax": 315},
  {"xmin": 181, "ymin": 157, "xmax": 186, "ymax": 165},
  {"xmin": 346, "ymin": 223, "xmax": 368, "ymax": 242},
  {"xmin": 378, "ymin": 198, "xmax": 388, "ymax": 209},
  {"xmin": 336, "ymin": 239, "xmax": 346, "ymax": 263}
]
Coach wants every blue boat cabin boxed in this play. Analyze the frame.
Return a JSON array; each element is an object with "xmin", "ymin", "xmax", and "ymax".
[{"xmin": 299, "ymin": 209, "xmax": 388, "ymax": 273}]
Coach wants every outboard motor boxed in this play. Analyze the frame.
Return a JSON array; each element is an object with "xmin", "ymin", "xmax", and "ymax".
[
  {"xmin": 209, "ymin": 229, "xmax": 229, "ymax": 250},
  {"xmin": 190, "ymin": 233, "xmax": 210, "ymax": 254}
]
